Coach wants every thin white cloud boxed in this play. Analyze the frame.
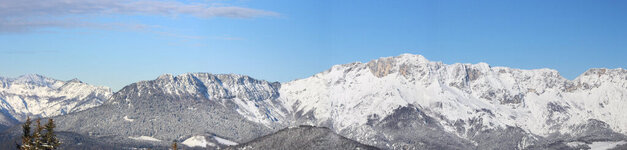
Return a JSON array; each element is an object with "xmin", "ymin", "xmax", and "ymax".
[
  {"xmin": 0, "ymin": 50, "xmax": 59, "ymax": 54},
  {"xmin": 0, "ymin": 0, "xmax": 279, "ymax": 33},
  {"xmin": 212, "ymin": 36, "xmax": 245, "ymax": 40}
]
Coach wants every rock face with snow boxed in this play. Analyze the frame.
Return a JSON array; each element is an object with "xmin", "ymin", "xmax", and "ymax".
[
  {"xmin": 0, "ymin": 74, "xmax": 112, "ymax": 131},
  {"xmin": 278, "ymin": 54, "xmax": 627, "ymax": 149},
  {"xmin": 1, "ymin": 54, "xmax": 626, "ymax": 149},
  {"xmin": 11, "ymin": 73, "xmax": 289, "ymax": 149}
]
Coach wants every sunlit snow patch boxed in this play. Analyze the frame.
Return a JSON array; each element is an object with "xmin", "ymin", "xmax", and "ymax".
[
  {"xmin": 123, "ymin": 115, "xmax": 134, "ymax": 122},
  {"xmin": 567, "ymin": 140, "xmax": 627, "ymax": 150},
  {"xmin": 566, "ymin": 141, "xmax": 586, "ymax": 147},
  {"xmin": 588, "ymin": 141, "xmax": 627, "ymax": 150},
  {"xmin": 128, "ymin": 136, "xmax": 161, "ymax": 142},
  {"xmin": 214, "ymin": 136, "xmax": 237, "ymax": 146},
  {"xmin": 182, "ymin": 136, "xmax": 215, "ymax": 148}
]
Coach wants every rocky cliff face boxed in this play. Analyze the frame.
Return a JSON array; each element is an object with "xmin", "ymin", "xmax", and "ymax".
[
  {"xmin": 278, "ymin": 54, "xmax": 627, "ymax": 149},
  {"xmin": 41, "ymin": 73, "xmax": 288, "ymax": 149},
  {"xmin": 2, "ymin": 54, "xmax": 625, "ymax": 149},
  {"xmin": 0, "ymin": 74, "xmax": 111, "ymax": 131}
]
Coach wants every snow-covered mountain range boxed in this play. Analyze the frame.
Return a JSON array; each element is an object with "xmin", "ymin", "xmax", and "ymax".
[
  {"xmin": 7, "ymin": 73, "xmax": 288, "ymax": 149},
  {"xmin": 279, "ymin": 54, "xmax": 627, "ymax": 149},
  {"xmin": 0, "ymin": 74, "xmax": 112, "ymax": 130},
  {"xmin": 0, "ymin": 54, "xmax": 625, "ymax": 149}
]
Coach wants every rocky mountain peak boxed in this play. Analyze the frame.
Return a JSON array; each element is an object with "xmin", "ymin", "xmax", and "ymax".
[
  {"xmin": 116, "ymin": 73, "xmax": 280, "ymax": 103},
  {"xmin": 157, "ymin": 73, "xmax": 174, "ymax": 79},
  {"xmin": 575, "ymin": 68, "xmax": 627, "ymax": 89},
  {"xmin": 395, "ymin": 53, "xmax": 430, "ymax": 63},
  {"xmin": 67, "ymin": 78, "xmax": 83, "ymax": 83},
  {"xmin": 366, "ymin": 54, "xmax": 435, "ymax": 78},
  {"xmin": 0, "ymin": 74, "xmax": 112, "ymax": 131},
  {"xmin": 579, "ymin": 68, "xmax": 626, "ymax": 79},
  {"xmin": 11, "ymin": 74, "xmax": 57, "ymax": 87},
  {"xmin": 17, "ymin": 73, "xmax": 47, "ymax": 80},
  {"xmin": 280, "ymin": 53, "xmax": 627, "ymax": 149}
]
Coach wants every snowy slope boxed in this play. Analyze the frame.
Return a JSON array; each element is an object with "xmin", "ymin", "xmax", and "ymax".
[
  {"xmin": 0, "ymin": 74, "xmax": 112, "ymax": 130},
  {"xmin": 106, "ymin": 73, "xmax": 288, "ymax": 128},
  {"xmin": 229, "ymin": 125, "xmax": 378, "ymax": 150},
  {"xmin": 42, "ymin": 73, "xmax": 287, "ymax": 149},
  {"xmin": 278, "ymin": 54, "xmax": 627, "ymax": 149}
]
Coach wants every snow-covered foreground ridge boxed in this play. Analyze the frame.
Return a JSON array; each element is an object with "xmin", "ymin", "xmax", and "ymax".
[
  {"xmin": 279, "ymin": 53, "xmax": 627, "ymax": 137},
  {"xmin": 0, "ymin": 74, "xmax": 112, "ymax": 128}
]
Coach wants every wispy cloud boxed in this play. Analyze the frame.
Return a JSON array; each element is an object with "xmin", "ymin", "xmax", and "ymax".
[
  {"xmin": 0, "ymin": 0, "xmax": 279, "ymax": 33},
  {"xmin": 212, "ymin": 36, "xmax": 245, "ymax": 40},
  {"xmin": 0, "ymin": 17, "xmax": 161, "ymax": 33},
  {"xmin": 0, "ymin": 50, "xmax": 59, "ymax": 54}
]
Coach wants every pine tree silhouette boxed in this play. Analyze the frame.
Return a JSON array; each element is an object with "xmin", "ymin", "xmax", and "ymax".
[
  {"xmin": 172, "ymin": 141, "xmax": 178, "ymax": 150},
  {"xmin": 18, "ymin": 117, "xmax": 32, "ymax": 150},
  {"xmin": 43, "ymin": 119, "xmax": 60, "ymax": 149},
  {"xmin": 32, "ymin": 119, "xmax": 44, "ymax": 149},
  {"xmin": 18, "ymin": 118, "xmax": 61, "ymax": 150}
]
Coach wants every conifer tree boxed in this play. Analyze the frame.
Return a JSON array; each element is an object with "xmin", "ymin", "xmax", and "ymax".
[
  {"xmin": 32, "ymin": 119, "xmax": 44, "ymax": 149},
  {"xmin": 172, "ymin": 141, "xmax": 178, "ymax": 150},
  {"xmin": 19, "ymin": 117, "xmax": 32, "ymax": 150},
  {"xmin": 43, "ymin": 119, "xmax": 60, "ymax": 149}
]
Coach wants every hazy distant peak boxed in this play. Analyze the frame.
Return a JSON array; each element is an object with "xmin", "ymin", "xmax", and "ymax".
[
  {"xmin": 67, "ymin": 78, "xmax": 83, "ymax": 83},
  {"xmin": 16, "ymin": 73, "xmax": 50, "ymax": 81},
  {"xmin": 0, "ymin": 74, "xmax": 112, "ymax": 129},
  {"xmin": 156, "ymin": 73, "xmax": 174, "ymax": 80}
]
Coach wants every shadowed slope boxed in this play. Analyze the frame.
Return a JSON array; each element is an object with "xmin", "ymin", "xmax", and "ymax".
[{"xmin": 229, "ymin": 125, "xmax": 378, "ymax": 150}]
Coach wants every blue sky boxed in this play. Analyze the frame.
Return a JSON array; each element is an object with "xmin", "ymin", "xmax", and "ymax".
[{"xmin": 1, "ymin": 0, "xmax": 626, "ymax": 91}]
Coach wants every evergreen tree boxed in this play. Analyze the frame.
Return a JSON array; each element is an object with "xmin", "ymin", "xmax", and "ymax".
[
  {"xmin": 19, "ymin": 117, "xmax": 32, "ymax": 150},
  {"xmin": 18, "ymin": 117, "xmax": 61, "ymax": 150},
  {"xmin": 171, "ymin": 141, "xmax": 178, "ymax": 150},
  {"xmin": 31, "ymin": 119, "xmax": 44, "ymax": 149},
  {"xmin": 43, "ymin": 119, "xmax": 60, "ymax": 150}
]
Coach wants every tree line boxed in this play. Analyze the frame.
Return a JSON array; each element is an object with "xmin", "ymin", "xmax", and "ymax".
[
  {"xmin": 16, "ymin": 116, "xmax": 183, "ymax": 150},
  {"xmin": 17, "ymin": 117, "xmax": 60, "ymax": 150}
]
